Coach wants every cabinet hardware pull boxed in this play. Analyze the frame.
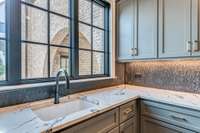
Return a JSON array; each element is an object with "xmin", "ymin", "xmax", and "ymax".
[
  {"xmin": 170, "ymin": 115, "xmax": 188, "ymax": 123},
  {"xmin": 123, "ymin": 108, "xmax": 133, "ymax": 115},
  {"xmin": 187, "ymin": 41, "xmax": 192, "ymax": 52},
  {"xmin": 193, "ymin": 40, "xmax": 200, "ymax": 52},
  {"xmin": 131, "ymin": 48, "xmax": 138, "ymax": 56}
]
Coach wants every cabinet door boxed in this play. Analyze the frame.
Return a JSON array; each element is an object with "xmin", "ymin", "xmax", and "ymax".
[
  {"xmin": 158, "ymin": 0, "xmax": 191, "ymax": 58},
  {"xmin": 117, "ymin": 0, "xmax": 137, "ymax": 61},
  {"xmin": 62, "ymin": 108, "xmax": 119, "ymax": 133},
  {"xmin": 135, "ymin": 0, "xmax": 157, "ymax": 59},
  {"xmin": 141, "ymin": 116, "xmax": 197, "ymax": 133},
  {"xmin": 192, "ymin": 0, "xmax": 200, "ymax": 56},
  {"xmin": 120, "ymin": 118, "xmax": 136, "ymax": 133}
]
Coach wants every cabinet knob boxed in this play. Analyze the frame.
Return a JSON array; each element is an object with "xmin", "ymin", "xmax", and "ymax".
[{"xmin": 193, "ymin": 40, "xmax": 200, "ymax": 52}]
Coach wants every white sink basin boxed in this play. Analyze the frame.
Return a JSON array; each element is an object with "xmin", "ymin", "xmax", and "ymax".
[{"xmin": 33, "ymin": 98, "xmax": 94, "ymax": 121}]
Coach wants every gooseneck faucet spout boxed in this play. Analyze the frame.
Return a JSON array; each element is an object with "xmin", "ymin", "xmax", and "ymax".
[{"xmin": 55, "ymin": 69, "xmax": 70, "ymax": 104}]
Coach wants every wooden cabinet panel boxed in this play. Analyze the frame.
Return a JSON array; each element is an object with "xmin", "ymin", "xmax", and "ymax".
[
  {"xmin": 141, "ymin": 116, "xmax": 196, "ymax": 133},
  {"xmin": 117, "ymin": 0, "xmax": 137, "ymax": 60},
  {"xmin": 158, "ymin": 0, "xmax": 191, "ymax": 58},
  {"xmin": 59, "ymin": 108, "xmax": 119, "ymax": 133},
  {"xmin": 120, "ymin": 117, "xmax": 136, "ymax": 133},
  {"xmin": 120, "ymin": 100, "xmax": 136, "ymax": 123},
  {"xmin": 108, "ymin": 127, "xmax": 119, "ymax": 133},
  {"xmin": 136, "ymin": 0, "xmax": 157, "ymax": 59},
  {"xmin": 192, "ymin": 0, "xmax": 200, "ymax": 56}
]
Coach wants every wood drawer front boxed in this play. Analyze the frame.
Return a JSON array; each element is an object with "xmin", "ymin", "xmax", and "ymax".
[
  {"xmin": 120, "ymin": 117, "xmax": 136, "ymax": 133},
  {"xmin": 141, "ymin": 116, "xmax": 197, "ymax": 133},
  {"xmin": 120, "ymin": 100, "xmax": 136, "ymax": 123},
  {"xmin": 60, "ymin": 108, "xmax": 119, "ymax": 133},
  {"xmin": 141, "ymin": 100, "xmax": 200, "ymax": 132}
]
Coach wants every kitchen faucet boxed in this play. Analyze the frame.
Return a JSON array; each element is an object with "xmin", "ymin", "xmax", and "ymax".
[{"xmin": 54, "ymin": 69, "xmax": 70, "ymax": 104}]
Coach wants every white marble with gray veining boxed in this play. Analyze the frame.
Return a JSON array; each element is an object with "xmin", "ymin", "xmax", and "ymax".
[{"xmin": 1, "ymin": 84, "xmax": 200, "ymax": 133}]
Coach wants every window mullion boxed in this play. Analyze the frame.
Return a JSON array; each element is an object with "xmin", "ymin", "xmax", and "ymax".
[
  {"xmin": 47, "ymin": 0, "xmax": 50, "ymax": 78},
  {"xmin": 104, "ymin": 5, "xmax": 110, "ymax": 75},
  {"xmin": 6, "ymin": 0, "xmax": 21, "ymax": 84},
  {"xmin": 71, "ymin": 0, "xmax": 79, "ymax": 78},
  {"xmin": 91, "ymin": 1, "xmax": 93, "ymax": 75}
]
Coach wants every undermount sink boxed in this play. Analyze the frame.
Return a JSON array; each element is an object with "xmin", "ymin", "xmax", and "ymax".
[{"xmin": 33, "ymin": 98, "xmax": 95, "ymax": 121}]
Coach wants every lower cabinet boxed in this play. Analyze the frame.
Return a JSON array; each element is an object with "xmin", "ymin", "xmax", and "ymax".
[
  {"xmin": 57, "ymin": 100, "xmax": 137, "ymax": 133},
  {"xmin": 140, "ymin": 100, "xmax": 200, "ymax": 133},
  {"xmin": 141, "ymin": 116, "xmax": 196, "ymax": 133}
]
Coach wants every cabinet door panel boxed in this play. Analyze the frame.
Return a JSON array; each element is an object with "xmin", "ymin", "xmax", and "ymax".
[
  {"xmin": 192, "ymin": 0, "xmax": 200, "ymax": 56},
  {"xmin": 136, "ymin": 0, "xmax": 157, "ymax": 59},
  {"xmin": 117, "ymin": 0, "xmax": 137, "ymax": 60},
  {"xmin": 159, "ymin": 0, "xmax": 191, "ymax": 58},
  {"xmin": 141, "ymin": 116, "xmax": 196, "ymax": 133},
  {"xmin": 120, "ymin": 117, "xmax": 136, "ymax": 133},
  {"xmin": 59, "ymin": 109, "xmax": 119, "ymax": 133}
]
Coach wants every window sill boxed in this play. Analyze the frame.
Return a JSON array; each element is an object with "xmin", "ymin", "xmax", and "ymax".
[{"xmin": 0, "ymin": 77, "xmax": 117, "ymax": 92}]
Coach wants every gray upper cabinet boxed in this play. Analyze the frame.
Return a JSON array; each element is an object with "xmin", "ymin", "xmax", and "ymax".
[
  {"xmin": 135, "ymin": 0, "xmax": 157, "ymax": 59},
  {"xmin": 117, "ymin": 0, "xmax": 200, "ymax": 61},
  {"xmin": 191, "ymin": 0, "xmax": 200, "ymax": 56},
  {"xmin": 117, "ymin": 0, "xmax": 137, "ymax": 60},
  {"xmin": 117, "ymin": 0, "xmax": 157, "ymax": 61},
  {"xmin": 158, "ymin": 0, "xmax": 191, "ymax": 58}
]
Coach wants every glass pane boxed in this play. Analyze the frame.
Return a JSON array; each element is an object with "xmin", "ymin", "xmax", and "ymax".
[
  {"xmin": 21, "ymin": 43, "xmax": 48, "ymax": 79},
  {"xmin": 0, "ymin": 0, "xmax": 5, "ymax": 38},
  {"xmin": 21, "ymin": 0, "xmax": 48, "ymax": 9},
  {"xmin": 0, "ymin": 40, "xmax": 6, "ymax": 80},
  {"xmin": 79, "ymin": 0, "xmax": 91, "ymax": 24},
  {"xmin": 50, "ymin": 0, "xmax": 70, "ymax": 17},
  {"xmin": 93, "ymin": 52, "xmax": 104, "ymax": 74},
  {"xmin": 79, "ymin": 23, "xmax": 91, "ymax": 49},
  {"xmin": 21, "ymin": 5, "xmax": 48, "ymax": 43},
  {"xmin": 50, "ymin": 46, "xmax": 70, "ymax": 77},
  {"xmin": 93, "ymin": 28, "xmax": 104, "ymax": 51},
  {"xmin": 93, "ymin": 3, "xmax": 104, "ymax": 28},
  {"xmin": 50, "ymin": 14, "xmax": 70, "ymax": 46},
  {"xmin": 79, "ymin": 50, "xmax": 91, "ymax": 75}
]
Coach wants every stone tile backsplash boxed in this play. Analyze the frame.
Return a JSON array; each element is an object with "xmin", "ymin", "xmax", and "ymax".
[{"xmin": 126, "ymin": 60, "xmax": 200, "ymax": 93}]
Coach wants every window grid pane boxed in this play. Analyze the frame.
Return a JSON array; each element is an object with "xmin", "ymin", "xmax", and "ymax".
[
  {"xmin": 21, "ymin": 4, "xmax": 48, "ymax": 44},
  {"xmin": 50, "ymin": 0, "xmax": 70, "ymax": 17},
  {"xmin": 21, "ymin": 43, "xmax": 48, "ymax": 79},
  {"xmin": 50, "ymin": 46, "xmax": 70, "ymax": 77},
  {"xmin": 21, "ymin": 1, "xmax": 72, "ymax": 79},
  {"xmin": 0, "ymin": 0, "xmax": 6, "ymax": 80},
  {"xmin": 0, "ymin": 39, "xmax": 6, "ymax": 80},
  {"xmin": 79, "ymin": 50, "xmax": 91, "ymax": 75},
  {"xmin": 50, "ymin": 14, "xmax": 70, "ymax": 46}
]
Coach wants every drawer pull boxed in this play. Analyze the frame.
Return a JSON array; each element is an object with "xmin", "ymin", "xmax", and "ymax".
[
  {"xmin": 170, "ymin": 115, "xmax": 188, "ymax": 123},
  {"xmin": 123, "ymin": 108, "xmax": 133, "ymax": 115}
]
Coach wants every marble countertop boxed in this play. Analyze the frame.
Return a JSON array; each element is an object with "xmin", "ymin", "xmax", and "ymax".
[{"xmin": 0, "ymin": 84, "xmax": 200, "ymax": 133}]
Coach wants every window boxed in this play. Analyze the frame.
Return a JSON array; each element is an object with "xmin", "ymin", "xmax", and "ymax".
[
  {"xmin": 0, "ymin": 0, "xmax": 6, "ymax": 80},
  {"xmin": 78, "ymin": 0, "xmax": 108, "ymax": 76},
  {"xmin": 0, "ymin": 0, "xmax": 109, "ymax": 85}
]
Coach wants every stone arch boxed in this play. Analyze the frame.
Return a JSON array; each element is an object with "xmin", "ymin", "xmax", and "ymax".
[{"xmin": 43, "ymin": 28, "xmax": 94, "ymax": 76}]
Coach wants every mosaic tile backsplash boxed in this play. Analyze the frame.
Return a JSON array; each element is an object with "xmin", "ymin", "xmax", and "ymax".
[{"xmin": 126, "ymin": 60, "xmax": 200, "ymax": 93}]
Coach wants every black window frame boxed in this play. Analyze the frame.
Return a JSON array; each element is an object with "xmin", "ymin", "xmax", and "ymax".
[{"xmin": 0, "ymin": 0, "xmax": 110, "ymax": 85}]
